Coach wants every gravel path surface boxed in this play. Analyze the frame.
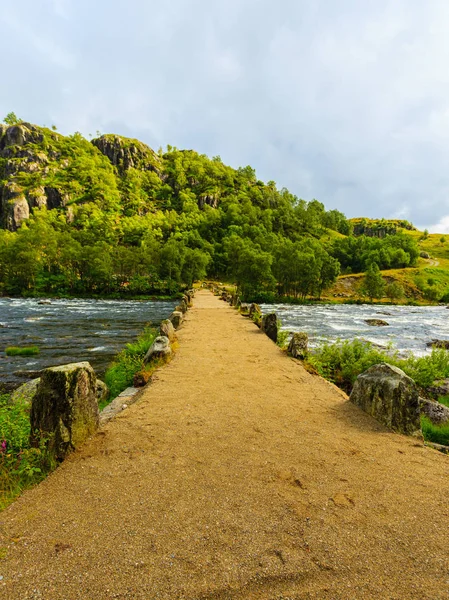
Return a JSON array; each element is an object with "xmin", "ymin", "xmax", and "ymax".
[{"xmin": 0, "ymin": 290, "xmax": 448, "ymax": 599}]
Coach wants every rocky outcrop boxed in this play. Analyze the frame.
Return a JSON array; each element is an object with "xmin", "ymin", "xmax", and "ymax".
[
  {"xmin": 30, "ymin": 362, "xmax": 99, "ymax": 461},
  {"xmin": 92, "ymin": 134, "xmax": 161, "ymax": 174},
  {"xmin": 261, "ymin": 313, "xmax": 278, "ymax": 343},
  {"xmin": 1, "ymin": 181, "xmax": 29, "ymax": 230},
  {"xmin": 365, "ymin": 319, "xmax": 389, "ymax": 327},
  {"xmin": 143, "ymin": 336, "xmax": 171, "ymax": 363},
  {"xmin": 160, "ymin": 319, "xmax": 176, "ymax": 342},
  {"xmin": 0, "ymin": 122, "xmax": 44, "ymax": 150},
  {"xmin": 350, "ymin": 363, "xmax": 421, "ymax": 436},
  {"xmin": 198, "ymin": 193, "xmax": 219, "ymax": 209},
  {"xmin": 420, "ymin": 398, "xmax": 449, "ymax": 426},
  {"xmin": 288, "ymin": 332, "xmax": 308, "ymax": 359}
]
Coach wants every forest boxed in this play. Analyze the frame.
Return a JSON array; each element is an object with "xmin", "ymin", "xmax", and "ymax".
[{"xmin": 0, "ymin": 117, "xmax": 420, "ymax": 300}]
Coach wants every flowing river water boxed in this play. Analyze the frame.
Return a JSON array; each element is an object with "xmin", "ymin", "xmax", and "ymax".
[
  {"xmin": 0, "ymin": 298, "xmax": 176, "ymax": 392},
  {"xmin": 261, "ymin": 303, "xmax": 449, "ymax": 356}
]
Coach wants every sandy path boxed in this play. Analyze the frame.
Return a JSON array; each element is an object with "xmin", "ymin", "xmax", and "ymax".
[{"xmin": 0, "ymin": 290, "xmax": 448, "ymax": 599}]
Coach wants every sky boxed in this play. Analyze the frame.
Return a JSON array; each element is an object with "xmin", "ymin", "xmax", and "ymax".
[{"xmin": 1, "ymin": 0, "xmax": 449, "ymax": 231}]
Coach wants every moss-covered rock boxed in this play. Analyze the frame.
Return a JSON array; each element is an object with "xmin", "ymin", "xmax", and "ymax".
[
  {"xmin": 350, "ymin": 363, "xmax": 421, "ymax": 436},
  {"xmin": 261, "ymin": 313, "xmax": 278, "ymax": 343},
  {"xmin": 30, "ymin": 362, "xmax": 99, "ymax": 461}
]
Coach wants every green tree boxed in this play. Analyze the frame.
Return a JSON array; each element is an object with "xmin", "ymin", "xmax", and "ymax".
[
  {"xmin": 361, "ymin": 263, "xmax": 385, "ymax": 302},
  {"xmin": 3, "ymin": 112, "xmax": 21, "ymax": 125},
  {"xmin": 385, "ymin": 282, "xmax": 404, "ymax": 303}
]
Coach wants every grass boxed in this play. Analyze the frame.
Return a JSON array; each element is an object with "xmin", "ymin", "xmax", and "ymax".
[
  {"xmin": 103, "ymin": 326, "xmax": 161, "ymax": 402},
  {"xmin": 5, "ymin": 346, "xmax": 40, "ymax": 356},
  {"xmin": 0, "ymin": 394, "xmax": 56, "ymax": 510},
  {"xmin": 421, "ymin": 416, "xmax": 449, "ymax": 446}
]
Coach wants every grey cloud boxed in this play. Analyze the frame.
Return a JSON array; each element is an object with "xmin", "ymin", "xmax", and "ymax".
[{"xmin": 1, "ymin": 0, "xmax": 449, "ymax": 229}]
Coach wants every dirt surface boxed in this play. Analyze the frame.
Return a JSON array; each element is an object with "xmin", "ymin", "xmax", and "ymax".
[{"xmin": 1, "ymin": 290, "xmax": 448, "ymax": 599}]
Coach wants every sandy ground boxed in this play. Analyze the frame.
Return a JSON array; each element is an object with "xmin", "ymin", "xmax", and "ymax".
[{"xmin": 0, "ymin": 290, "xmax": 448, "ymax": 599}]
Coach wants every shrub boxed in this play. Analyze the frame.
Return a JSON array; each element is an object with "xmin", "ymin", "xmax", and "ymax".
[
  {"xmin": 5, "ymin": 346, "xmax": 40, "ymax": 356},
  {"xmin": 104, "ymin": 327, "xmax": 157, "ymax": 401}
]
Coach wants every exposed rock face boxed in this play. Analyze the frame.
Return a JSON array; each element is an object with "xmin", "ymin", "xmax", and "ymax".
[
  {"xmin": 0, "ymin": 122, "xmax": 44, "ymax": 150},
  {"xmin": 30, "ymin": 362, "xmax": 99, "ymax": 461},
  {"xmin": 1, "ymin": 181, "xmax": 30, "ymax": 230},
  {"xmin": 350, "ymin": 363, "xmax": 421, "ymax": 436},
  {"xmin": 160, "ymin": 319, "xmax": 176, "ymax": 342},
  {"xmin": 261, "ymin": 313, "xmax": 278, "ymax": 343},
  {"xmin": 365, "ymin": 319, "xmax": 389, "ymax": 327},
  {"xmin": 427, "ymin": 339, "xmax": 449, "ymax": 350},
  {"xmin": 44, "ymin": 187, "xmax": 69, "ymax": 209},
  {"xmin": 420, "ymin": 398, "xmax": 449, "ymax": 426},
  {"xmin": 170, "ymin": 311, "xmax": 183, "ymax": 329},
  {"xmin": 92, "ymin": 134, "xmax": 160, "ymax": 174},
  {"xmin": 288, "ymin": 332, "xmax": 308, "ymax": 359},
  {"xmin": 144, "ymin": 336, "xmax": 171, "ymax": 363},
  {"xmin": 198, "ymin": 194, "xmax": 219, "ymax": 209}
]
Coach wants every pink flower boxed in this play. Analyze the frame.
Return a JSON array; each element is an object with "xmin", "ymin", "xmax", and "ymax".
[{"xmin": 1, "ymin": 440, "xmax": 6, "ymax": 453}]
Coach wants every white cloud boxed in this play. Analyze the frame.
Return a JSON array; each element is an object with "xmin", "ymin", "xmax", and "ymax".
[{"xmin": 428, "ymin": 216, "xmax": 449, "ymax": 234}]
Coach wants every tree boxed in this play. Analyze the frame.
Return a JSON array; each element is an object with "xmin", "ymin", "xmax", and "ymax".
[
  {"xmin": 440, "ymin": 236, "xmax": 446, "ymax": 244},
  {"xmin": 3, "ymin": 112, "xmax": 21, "ymax": 125},
  {"xmin": 385, "ymin": 282, "xmax": 404, "ymax": 303},
  {"xmin": 361, "ymin": 263, "xmax": 385, "ymax": 302}
]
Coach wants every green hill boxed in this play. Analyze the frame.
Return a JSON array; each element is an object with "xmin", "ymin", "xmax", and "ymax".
[{"xmin": 0, "ymin": 117, "xmax": 445, "ymax": 303}]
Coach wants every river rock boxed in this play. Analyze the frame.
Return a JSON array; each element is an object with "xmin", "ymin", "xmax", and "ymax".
[
  {"xmin": 261, "ymin": 313, "xmax": 278, "ymax": 343},
  {"xmin": 426, "ymin": 339, "xmax": 449, "ymax": 350},
  {"xmin": 350, "ymin": 363, "xmax": 421, "ymax": 436},
  {"xmin": 160, "ymin": 319, "xmax": 176, "ymax": 342},
  {"xmin": 365, "ymin": 319, "xmax": 389, "ymax": 327},
  {"xmin": 38, "ymin": 299, "xmax": 52, "ymax": 305},
  {"xmin": 144, "ymin": 336, "xmax": 171, "ymax": 363},
  {"xmin": 420, "ymin": 398, "xmax": 449, "ymax": 426},
  {"xmin": 169, "ymin": 311, "xmax": 183, "ymax": 329},
  {"xmin": 288, "ymin": 332, "xmax": 308, "ymax": 359},
  {"xmin": 30, "ymin": 362, "xmax": 99, "ymax": 461}
]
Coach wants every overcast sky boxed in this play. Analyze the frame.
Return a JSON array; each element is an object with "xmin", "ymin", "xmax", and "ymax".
[{"xmin": 2, "ymin": 0, "xmax": 449, "ymax": 231}]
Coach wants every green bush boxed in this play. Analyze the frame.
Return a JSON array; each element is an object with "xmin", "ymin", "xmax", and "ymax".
[
  {"xmin": 5, "ymin": 346, "xmax": 40, "ymax": 356},
  {"xmin": 104, "ymin": 327, "xmax": 157, "ymax": 400},
  {"xmin": 421, "ymin": 416, "xmax": 449, "ymax": 446},
  {"xmin": 306, "ymin": 340, "xmax": 449, "ymax": 392}
]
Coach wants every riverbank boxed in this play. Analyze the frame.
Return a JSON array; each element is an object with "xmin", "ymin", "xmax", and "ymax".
[{"xmin": 0, "ymin": 290, "xmax": 448, "ymax": 599}]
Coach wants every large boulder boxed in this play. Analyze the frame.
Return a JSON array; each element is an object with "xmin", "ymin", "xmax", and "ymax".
[
  {"xmin": 365, "ymin": 319, "xmax": 389, "ymax": 327},
  {"xmin": 426, "ymin": 378, "xmax": 449, "ymax": 399},
  {"xmin": 30, "ymin": 362, "xmax": 99, "ymax": 461},
  {"xmin": 261, "ymin": 313, "xmax": 278, "ymax": 343},
  {"xmin": 420, "ymin": 251, "xmax": 430, "ymax": 259},
  {"xmin": 177, "ymin": 299, "xmax": 188, "ymax": 314},
  {"xmin": 144, "ymin": 336, "xmax": 171, "ymax": 363},
  {"xmin": 96, "ymin": 379, "xmax": 109, "ymax": 403},
  {"xmin": 169, "ymin": 311, "xmax": 183, "ymax": 329},
  {"xmin": 160, "ymin": 319, "xmax": 176, "ymax": 342},
  {"xmin": 350, "ymin": 363, "xmax": 421, "ymax": 436},
  {"xmin": 420, "ymin": 398, "xmax": 449, "ymax": 426},
  {"xmin": 288, "ymin": 332, "xmax": 308, "ymax": 359}
]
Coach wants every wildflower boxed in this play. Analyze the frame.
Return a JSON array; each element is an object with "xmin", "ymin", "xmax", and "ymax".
[{"xmin": 0, "ymin": 440, "xmax": 6, "ymax": 453}]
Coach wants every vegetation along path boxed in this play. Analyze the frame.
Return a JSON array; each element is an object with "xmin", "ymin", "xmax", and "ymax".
[{"xmin": 1, "ymin": 290, "xmax": 448, "ymax": 599}]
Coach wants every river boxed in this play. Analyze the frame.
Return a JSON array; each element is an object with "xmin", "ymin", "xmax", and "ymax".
[
  {"xmin": 0, "ymin": 298, "xmax": 176, "ymax": 392},
  {"xmin": 261, "ymin": 303, "xmax": 449, "ymax": 356}
]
